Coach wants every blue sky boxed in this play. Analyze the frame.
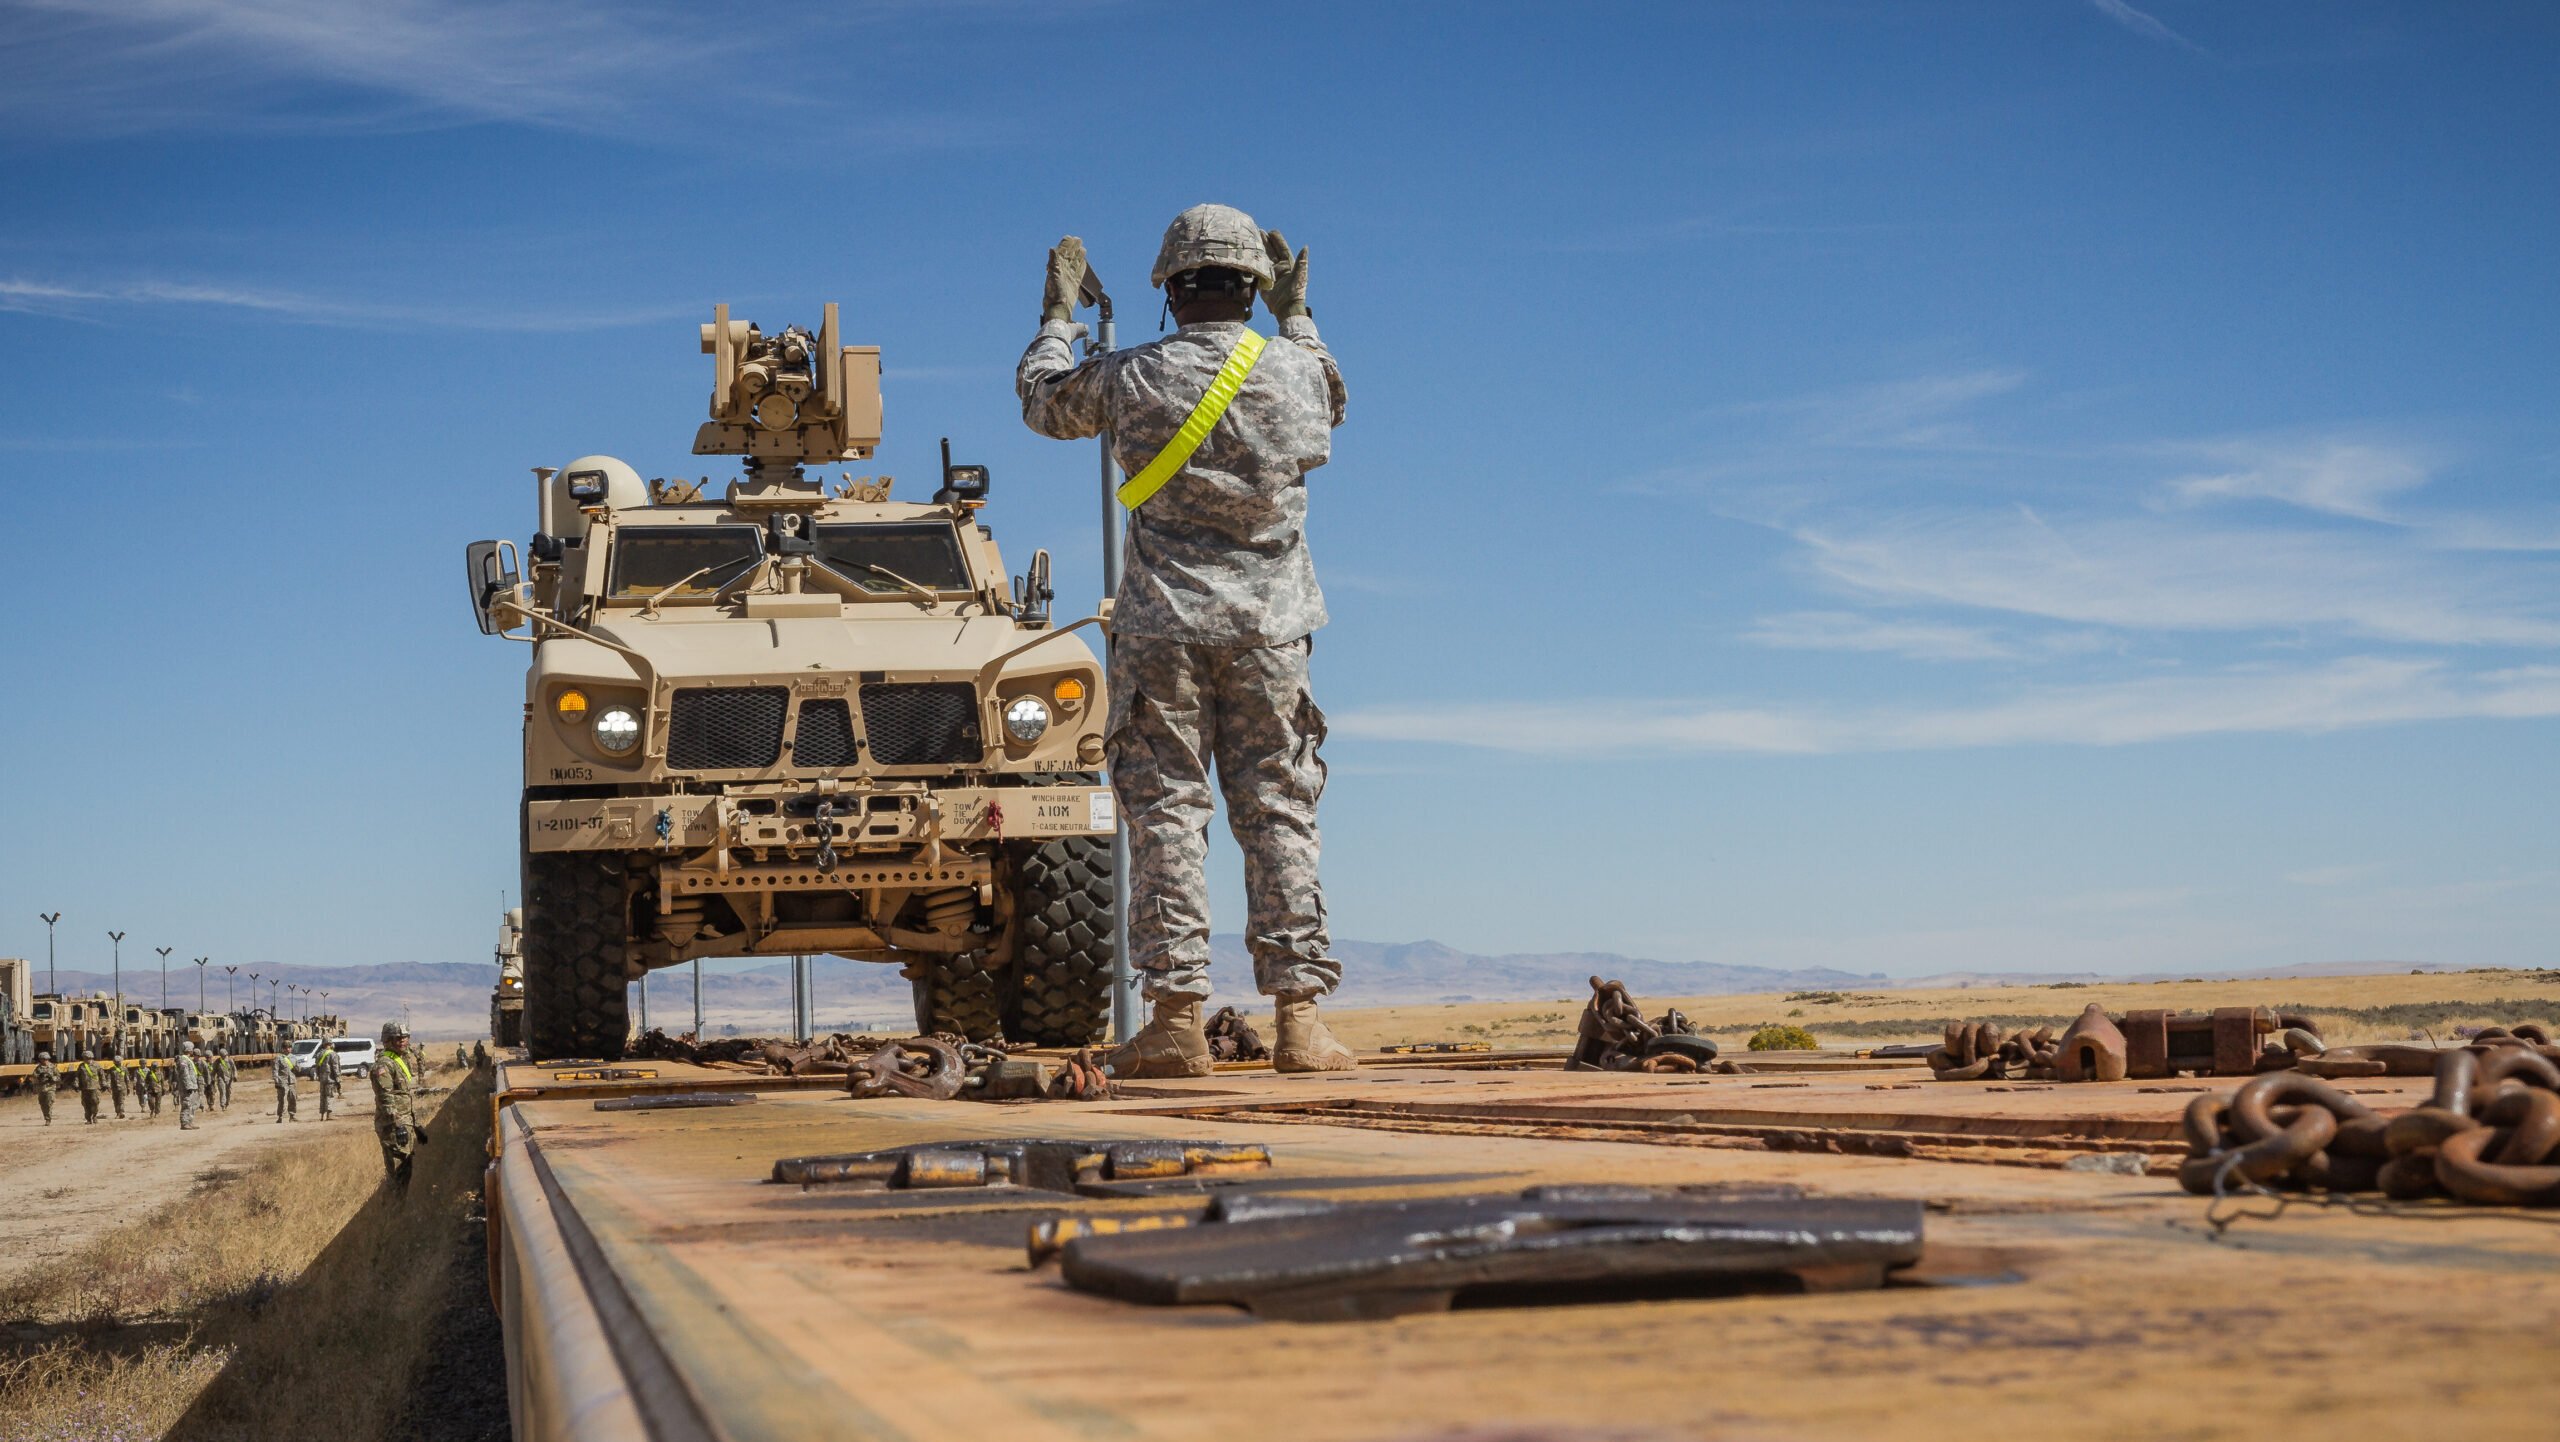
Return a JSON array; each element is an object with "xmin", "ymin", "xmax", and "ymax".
[{"xmin": 1, "ymin": 0, "xmax": 2553, "ymax": 981}]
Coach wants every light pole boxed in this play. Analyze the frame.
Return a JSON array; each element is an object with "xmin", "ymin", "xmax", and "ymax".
[
  {"xmin": 107, "ymin": 930, "xmax": 125, "ymax": 1053},
  {"xmin": 692, "ymin": 958, "xmax": 703, "ymax": 1042},
  {"xmin": 193, "ymin": 957, "xmax": 209, "ymax": 1012},
  {"xmin": 223, "ymin": 965, "xmax": 238, "ymax": 1011},
  {"xmin": 156, "ymin": 946, "xmax": 172, "ymax": 1009},
  {"xmin": 38, "ymin": 912, "xmax": 60, "ymax": 997}
]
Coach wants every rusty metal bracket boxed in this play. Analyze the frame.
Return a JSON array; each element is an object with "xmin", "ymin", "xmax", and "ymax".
[
  {"xmin": 846, "ymin": 1038, "xmax": 967, "ymax": 1100},
  {"xmin": 770, "ymin": 1136, "xmax": 1273, "ymax": 1190}
]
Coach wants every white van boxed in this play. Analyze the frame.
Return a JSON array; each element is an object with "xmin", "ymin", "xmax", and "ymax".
[{"xmin": 289, "ymin": 1036, "xmax": 381, "ymax": 1078}]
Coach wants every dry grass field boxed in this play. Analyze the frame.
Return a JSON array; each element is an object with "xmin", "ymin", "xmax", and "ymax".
[
  {"xmin": 1320, "ymin": 966, "xmax": 2560, "ymax": 1052},
  {"xmin": 0, "ymin": 1060, "xmax": 493, "ymax": 1442}
]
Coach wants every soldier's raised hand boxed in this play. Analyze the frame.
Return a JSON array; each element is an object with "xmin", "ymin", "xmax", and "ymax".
[
  {"xmin": 1262, "ymin": 230, "xmax": 1309, "ymax": 321},
  {"xmin": 1043, "ymin": 237, "xmax": 1089, "ymax": 324}
]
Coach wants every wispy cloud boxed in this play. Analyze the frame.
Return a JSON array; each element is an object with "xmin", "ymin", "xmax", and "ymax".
[
  {"xmin": 0, "ymin": 0, "xmax": 732, "ymax": 134},
  {"xmin": 1728, "ymin": 368, "xmax": 2028, "ymax": 448},
  {"xmin": 0, "ymin": 276, "xmax": 683, "ymax": 331},
  {"xmin": 1740, "ymin": 610, "xmax": 2112, "ymax": 663},
  {"xmin": 1337, "ymin": 659, "xmax": 2560, "ymax": 757},
  {"xmin": 1793, "ymin": 507, "xmax": 2560, "ymax": 648},
  {"xmin": 0, "ymin": 0, "xmax": 1038, "ymax": 142},
  {"xmin": 2087, "ymin": 0, "xmax": 2209, "ymax": 57},
  {"xmin": 2165, "ymin": 436, "xmax": 2434, "ymax": 521}
]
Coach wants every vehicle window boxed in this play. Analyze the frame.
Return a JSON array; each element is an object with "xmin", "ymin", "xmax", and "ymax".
[
  {"xmin": 813, "ymin": 523, "xmax": 972, "ymax": 594},
  {"xmin": 608, "ymin": 526, "xmax": 765, "ymax": 599},
  {"xmin": 332, "ymin": 1041, "xmax": 366, "ymax": 1054}
]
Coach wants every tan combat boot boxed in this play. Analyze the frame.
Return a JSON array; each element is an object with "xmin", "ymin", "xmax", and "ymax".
[
  {"xmin": 1101, "ymin": 997, "xmax": 1212, "ymax": 1079},
  {"xmin": 1273, "ymin": 993, "xmax": 1358, "ymax": 1073}
]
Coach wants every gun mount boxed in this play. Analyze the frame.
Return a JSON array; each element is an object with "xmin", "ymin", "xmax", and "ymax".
[{"xmin": 692, "ymin": 303, "xmax": 883, "ymax": 483}]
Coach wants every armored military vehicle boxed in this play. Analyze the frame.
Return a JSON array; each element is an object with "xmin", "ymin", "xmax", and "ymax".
[
  {"xmin": 491, "ymin": 907, "xmax": 526, "ymax": 1047},
  {"xmin": 466, "ymin": 304, "xmax": 1118, "ymax": 1061},
  {"xmin": 1, "ymin": 959, "xmax": 29, "ymax": 1065}
]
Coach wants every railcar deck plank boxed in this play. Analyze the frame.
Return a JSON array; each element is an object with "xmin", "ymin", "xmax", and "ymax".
[{"xmin": 491, "ymin": 1059, "xmax": 2556, "ymax": 1442}]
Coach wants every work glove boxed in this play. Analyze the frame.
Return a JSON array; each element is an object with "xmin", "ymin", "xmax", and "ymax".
[
  {"xmin": 1262, "ymin": 230, "xmax": 1310, "ymax": 321},
  {"xmin": 1042, "ymin": 236, "xmax": 1088, "ymax": 324}
]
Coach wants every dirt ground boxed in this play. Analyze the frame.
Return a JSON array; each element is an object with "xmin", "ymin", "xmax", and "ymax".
[
  {"xmin": 1321, "ymin": 966, "xmax": 2560, "ymax": 1051},
  {"xmin": 0, "ymin": 1078, "xmax": 362, "ymax": 1291}
]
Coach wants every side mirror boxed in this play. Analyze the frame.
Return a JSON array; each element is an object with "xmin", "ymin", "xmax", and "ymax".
[
  {"xmin": 465, "ymin": 539, "xmax": 521, "ymax": 636},
  {"xmin": 1017, "ymin": 548, "xmax": 1054, "ymax": 625}
]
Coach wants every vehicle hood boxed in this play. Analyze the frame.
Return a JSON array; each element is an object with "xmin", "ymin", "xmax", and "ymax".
[{"xmin": 538, "ymin": 613, "xmax": 1096, "ymax": 685}]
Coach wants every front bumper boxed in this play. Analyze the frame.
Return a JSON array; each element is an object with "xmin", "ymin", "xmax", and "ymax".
[{"xmin": 525, "ymin": 781, "xmax": 1116, "ymax": 856}]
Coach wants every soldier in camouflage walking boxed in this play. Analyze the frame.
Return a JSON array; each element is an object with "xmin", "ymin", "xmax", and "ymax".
[
  {"xmin": 141, "ymin": 1059, "xmax": 165, "ymax": 1120},
  {"xmin": 176, "ymin": 1042, "xmax": 204, "ymax": 1131},
  {"xmin": 1018, "ymin": 203, "xmax": 1356, "ymax": 1079},
  {"xmin": 76, "ymin": 1048, "xmax": 102, "ymax": 1124},
  {"xmin": 315, "ymin": 1042, "xmax": 340, "ymax": 1120},
  {"xmin": 215, "ymin": 1045, "xmax": 234, "ymax": 1110},
  {"xmin": 33, "ymin": 1050, "xmax": 58, "ymax": 1125},
  {"xmin": 108, "ymin": 1050, "xmax": 128, "ymax": 1119},
  {"xmin": 271, "ymin": 1048, "xmax": 298, "ymax": 1122},
  {"xmin": 372, "ymin": 1021, "xmax": 426, "ymax": 1192}
]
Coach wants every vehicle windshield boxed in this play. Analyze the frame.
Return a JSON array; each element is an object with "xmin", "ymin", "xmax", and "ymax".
[
  {"xmin": 813, "ymin": 523, "xmax": 973, "ymax": 594},
  {"xmin": 291, "ymin": 1040, "xmax": 320, "ymax": 1054},
  {"xmin": 331, "ymin": 1041, "xmax": 367, "ymax": 1054},
  {"xmin": 608, "ymin": 525, "xmax": 765, "ymax": 600}
]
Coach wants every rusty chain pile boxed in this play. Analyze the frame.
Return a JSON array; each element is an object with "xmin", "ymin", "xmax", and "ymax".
[
  {"xmin": 1205, "ymin": 1007, "xmax": 1269, "ymax": 1063},
  {"xmin": 1568, "ymin": 977, "xmax": 1722, "ymax": 1072},
  {"xmin": 843, "ymin": 1036, "xmax": 1116, "ymax": 1103},
  {"xmin": 2181, "ymin": 1033, "xmax": 2560, "ymax": 1207},
  {"xmin": 1927, "ymin": 1022, "xmax": 2059, "ymax": 1082}
]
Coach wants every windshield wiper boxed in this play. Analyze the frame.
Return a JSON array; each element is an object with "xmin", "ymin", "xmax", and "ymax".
[
  {"xmin": 636, "ymin": 564, "xmax": 714, "ymax": 616},
  {"xmin": 857, "ymin": 562, "xmax": 941, "ymax": 606}
]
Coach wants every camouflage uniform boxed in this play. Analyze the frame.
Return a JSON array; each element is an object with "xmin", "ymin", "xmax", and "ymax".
[
  {"xmin": 34, "ymin": 1056, "xmax": 58, "ymax": 1124},
  {"xmin": 316, "ymin": 1048, "xmax": 339, "ymax": 1120},
  {"xmin": 141, "ymin": 1062, "xmax": 164, "ymax": 1119},
  {"xmin": 372, "ymin": 1046, "xmax": 422, "ymax": 1189},
  {"xmin": 271, "ymin": 1052, "xmax": 298, "ymax": 1121},
  {"xmin": 216, "ymin": 1052, "xmax": 234, "ymax": 1109},
  {"xmin": 1018, "ymin": 314, "xmax": 1347, "ymax": 1002},
  {"xmin": 176, "ymin": 1052, "xmax": 203, "ymax": 1131},
  {"xmin": 108, "ymin": 1057, "xmax": 128, "ymax": 1119},
  {"xmin": 76, "ymin": 1057, "xmax": 102, "ymax": 1124}
]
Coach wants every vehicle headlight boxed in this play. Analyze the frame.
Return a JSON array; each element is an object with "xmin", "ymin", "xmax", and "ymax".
[
  {"xmin": 1003, "ymin": 695, "xmax": 1051, "ymax": 743},
  {"xmin": 593, "ymin": 707, "xmax": 643, "ymax": 755}
]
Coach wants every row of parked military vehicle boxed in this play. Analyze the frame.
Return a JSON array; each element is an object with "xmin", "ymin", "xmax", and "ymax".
[{"xmin": 1, "ymin": 958, "xmax": 346, "ymax": 1065}]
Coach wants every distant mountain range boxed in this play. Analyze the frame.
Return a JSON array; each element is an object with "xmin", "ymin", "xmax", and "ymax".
[{"xmin": 25, "ymin": 947, "xmax": 2469, "ymax": 1041}]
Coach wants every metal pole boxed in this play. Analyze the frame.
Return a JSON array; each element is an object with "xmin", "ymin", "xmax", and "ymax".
[
  {"xmin": 1090, "ymin": 305, "xmax": 1138, "ymax": 1044},
  {"xmin": 156, "ymin": 947, "xmax": 171, "ymax": 1008},
  {"xmin": 39, "ymin": 913, "xmax": 59, "ymax": 997},
  {"xmin": 637, "ymin": 971, "xmax": 649, "ymax": 1035},
  {"xmin": 792, "ymin": 955, "xmax": 810, "ymax": 1043},
  {"xmin": 691, "ymin": 959, "xmax": 703, "ymax": 1041},
  {"xmin": 108, "ymin": 931, "xmax": 124, "ymax": 1053},
  {"xmin": 194, "ymin": 958, "xmax": 207, "ymax": 1012}
]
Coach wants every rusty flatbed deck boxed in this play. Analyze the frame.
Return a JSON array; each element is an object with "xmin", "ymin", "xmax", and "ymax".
[{"xmin": 488, "ymin": 1055, "xmax": 2557, "ymax": 1441}]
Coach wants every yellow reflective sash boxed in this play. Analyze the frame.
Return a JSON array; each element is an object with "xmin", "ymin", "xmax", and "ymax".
[{"xmin": 1116, "ymin": 329, "xmax": 1268, "ymax": 510}]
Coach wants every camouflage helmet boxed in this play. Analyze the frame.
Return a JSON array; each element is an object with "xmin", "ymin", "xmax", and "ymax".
[
  {"xmin": 1150, "ymin": 203, "xmax": 1274, "ymax": 290},
  {"xmin": 381, "ymin": 1020, "xmax": 408, "ymax": 1044}
]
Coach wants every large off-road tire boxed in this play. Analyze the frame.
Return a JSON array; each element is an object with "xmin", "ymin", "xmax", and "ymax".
[
  {"xmin": 913, "ymin": 951, "xmax": 1004, "ymax": 1043},
  {"xmin": 1003, "ymin": 836, "xmax": 1116, "ymax": 1047},
  {"xmin": 522, "ymin": 851, "xmax": 633, "ymax": 1061}
]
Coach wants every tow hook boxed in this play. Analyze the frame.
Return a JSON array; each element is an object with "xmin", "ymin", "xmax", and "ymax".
[
  {"xmin": 814, "ymin": 798, "xmax": 837, "ymax": 873},
  {"xmin": 655, "ymin": 808, "xmax": 673, "ymax": 848}
]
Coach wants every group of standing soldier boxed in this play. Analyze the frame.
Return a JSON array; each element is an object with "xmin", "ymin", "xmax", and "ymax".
[
  {"xmin": 31, "ymin": 1043, "xmax": 239, "ymax": 1129},
  {"xmin": 25, "ymin": 1023, "xmax": 441, "ymax": 1195}
]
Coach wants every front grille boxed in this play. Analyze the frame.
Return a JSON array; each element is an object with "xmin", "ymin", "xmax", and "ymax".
[
  {"xmin": 666, "ymin": 687, "xmax": 787, "ymax": 770},
  {"xmin": 793, "ymin": 699, "xmax": 859, "ymax": 769},
  {"xmin": 861, "ymin": 683, "xmax": 980, "ymax": 766}
]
